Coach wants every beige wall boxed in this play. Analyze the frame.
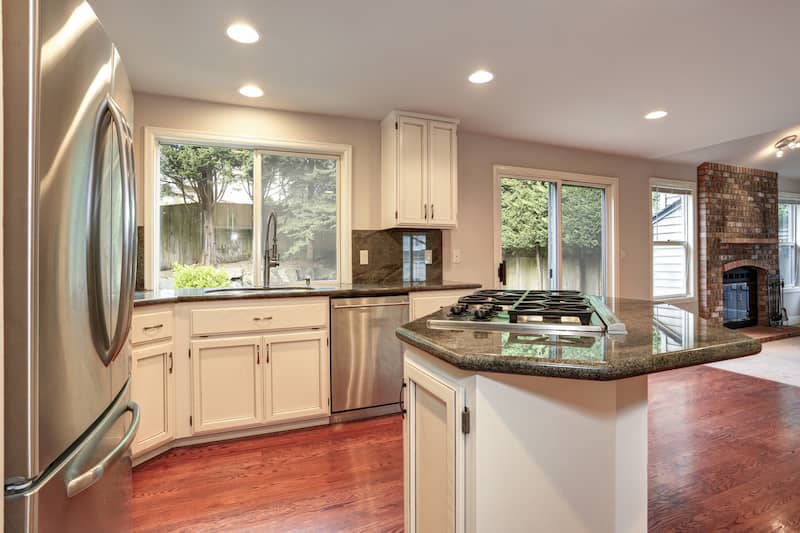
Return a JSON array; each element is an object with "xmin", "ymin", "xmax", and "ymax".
[{"xmin": 134, "ymin": 92, "xmax": 800, "ymax": 302}]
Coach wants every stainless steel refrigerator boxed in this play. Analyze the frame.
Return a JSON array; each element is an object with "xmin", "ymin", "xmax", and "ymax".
[{"xmin": 3, "ymin": 0, "xmax": 140, "ymax": 531}]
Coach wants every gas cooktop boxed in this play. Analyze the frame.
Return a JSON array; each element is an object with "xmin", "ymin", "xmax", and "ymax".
[{"xmin": 427, "ymin": 289, "xmax": 627, "ymax": 335}]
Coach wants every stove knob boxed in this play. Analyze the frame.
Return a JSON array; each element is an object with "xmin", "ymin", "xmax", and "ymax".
[
  {"xmin": 450, "ymin": 304, "xmax": 466, "ymax": 315},
  {"xmin": 474, "ymin": 308, "xmax": 488, "ymax": 320}
]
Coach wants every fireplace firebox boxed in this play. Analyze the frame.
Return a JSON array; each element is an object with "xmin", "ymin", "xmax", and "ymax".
[{"xmin": 722, "ymin": 267, "xmax": 758, "ymax": 328}]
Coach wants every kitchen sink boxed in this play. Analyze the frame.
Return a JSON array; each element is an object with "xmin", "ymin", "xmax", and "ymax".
[{"xmin": 203, "ymin": 286, "xmax": 319, "ymax": 295}]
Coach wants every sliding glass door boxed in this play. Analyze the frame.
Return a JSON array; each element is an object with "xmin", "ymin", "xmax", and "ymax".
[
  {"xmin": 497, "ymin": 171, "xmax": 609, "ymax": 296},
  {"xmin": 499, "ymin": 177, "xmax": 556, "ymax": 290}
]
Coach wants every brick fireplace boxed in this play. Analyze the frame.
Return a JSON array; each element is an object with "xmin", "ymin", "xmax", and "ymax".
[{"xmin": 697, "ymin": 162, "xmax": 779, "ymax": 326}]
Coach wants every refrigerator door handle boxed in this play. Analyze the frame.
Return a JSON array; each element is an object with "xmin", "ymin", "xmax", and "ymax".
[
  {"xmin": 64, "ymin": 400, "xmax": 140, "ymax": 498},
  {"xmin": 87, "ymin": 95, "xmax": 136, "ymax": 366}
]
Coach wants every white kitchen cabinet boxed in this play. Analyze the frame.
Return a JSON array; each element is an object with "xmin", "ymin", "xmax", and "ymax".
[
  {"xmin": 403, "ymin": 359, "xmax": 463, "ymax": 533},
  {"xmin": 190, "ymin": 336, "xmax": 264, "ymax": 434},
  {"xmin": 382, "ymin": 111, "xmax": 459, "ymax": 229},
  {"xmin": 131, "ymin": 341, "xmax": 174, "ymax": 456},
  {"xmin": 263, "ymin": 330, "xmax": 329, "ymax": 423},
  {"xmin": 427, "ymin": 120, "xmax": 458, "ymax": 226},
  {"xmin": 409, "ymin": 289, "xmax": 475, "ymax": 320}
]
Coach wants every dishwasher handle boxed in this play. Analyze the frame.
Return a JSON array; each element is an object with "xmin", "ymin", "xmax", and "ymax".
[{"xmin": 332, "ymin": 302, "xmax": 410, "ymax": 310}]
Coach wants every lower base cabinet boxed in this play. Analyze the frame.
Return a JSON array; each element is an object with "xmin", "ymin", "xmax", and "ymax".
[
  {"xmin": 131, "ymin": 341, "xmax": 175, "ymax": 455},
  {"xmin": 265, "ymin": 330, "xmax": 329, "ymax": 422},
  {"xmin": 404, "ymin": 359, "xmax": 461, "ymax": 533},
  {"xmin": 190, "ymin": 330, "xmax": 330, "ymax": 435},
  {"xmin": 191, "ymin": 336, "xmax": 264, "ymax": 434}
]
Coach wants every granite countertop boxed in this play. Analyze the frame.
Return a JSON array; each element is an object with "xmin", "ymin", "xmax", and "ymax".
[
  {"xmin": 395, "ymin": 298, "xmax": 761, "ymax": 381},
  {"xmin": 134, "ymin": 280, "xmax": 482, "ymax": 307}
]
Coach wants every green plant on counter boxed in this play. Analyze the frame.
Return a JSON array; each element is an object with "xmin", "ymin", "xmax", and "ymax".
[{"xmin": 172, "ymin": 263, "xmax": 231, "ymax": 289}]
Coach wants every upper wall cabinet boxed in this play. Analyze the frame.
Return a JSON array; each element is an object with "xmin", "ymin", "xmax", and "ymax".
[{"xmin": 381, "ymin": 111, "xmax": 459, "ymax": 228}]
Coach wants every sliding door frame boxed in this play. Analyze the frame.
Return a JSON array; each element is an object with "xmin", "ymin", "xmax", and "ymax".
[{"xmin": 492, "ymin": 165, "xmax": 619, "ymax": 298}]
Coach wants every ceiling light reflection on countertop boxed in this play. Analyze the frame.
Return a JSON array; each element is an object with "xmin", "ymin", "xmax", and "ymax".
[
  {"xmin": 644, "ymin": 110, "xmax": 668, "ymax": 120},
  {"xmin": 226, "ymin": 23, "xmax": 260, "ymax": 44},
  {"xmin": 238, "ymin": 84, "xmax": 263, "ymax": 97},
  {"xmin": 468, "ymin": 70, "xmax": 494, "ymax": 84}
]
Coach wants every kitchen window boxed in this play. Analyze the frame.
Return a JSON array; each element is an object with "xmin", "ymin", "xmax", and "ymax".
[
  {"xmin": 651, "ymin": 180, "xmax": 695, "ymax": 300},
  {"xmin": 144, "ymin": 128, "xmax": 352, "ymax": 289},
  {"xmin": 779, "ymin": 197, "xmax": 800, "ymax": 288}
]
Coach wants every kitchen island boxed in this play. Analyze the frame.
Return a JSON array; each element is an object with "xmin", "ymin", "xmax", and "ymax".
[{"xmin": 396, "ymin": 297, "xmax": 760, "ymax": 533}]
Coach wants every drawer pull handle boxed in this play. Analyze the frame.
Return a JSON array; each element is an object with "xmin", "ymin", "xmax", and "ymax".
[
  {"xmin": 253, "ymin": 316, "xmax": 273, "ymax": 321},
  {"xmin": 143, "ymin": 324, "xmax": 164, "ymax": 331}
]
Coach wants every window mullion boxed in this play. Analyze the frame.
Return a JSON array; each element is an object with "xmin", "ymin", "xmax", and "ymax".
[{"xmin": 253, "ymin": 152, "xmax": 263, "ymax": 286}]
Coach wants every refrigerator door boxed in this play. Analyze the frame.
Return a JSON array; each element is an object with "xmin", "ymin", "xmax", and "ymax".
[
  {"xmin": 4, "ymin": 0, "xmax": 137, "ymax": 530},
  {"xmin": 37, "ymin": 0, "xmax": 135, "ymax": 474}
]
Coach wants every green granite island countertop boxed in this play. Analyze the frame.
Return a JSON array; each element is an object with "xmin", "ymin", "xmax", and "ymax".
[{"xmin": 395, "ymin": 297, "xmax": 761, "ymax": 381}]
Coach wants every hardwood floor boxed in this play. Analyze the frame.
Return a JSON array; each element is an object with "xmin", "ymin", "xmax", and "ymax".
[
  {"xmin": 648, "ymin": 365, "xmax": 800, "ymax": 532},
  {"xmin": 132, "ymin": 416, "xmax": 403, "ymax": 532},
  {"xmin": 133, "ymin": 365, "xmax": 800, "ymax": 532}
]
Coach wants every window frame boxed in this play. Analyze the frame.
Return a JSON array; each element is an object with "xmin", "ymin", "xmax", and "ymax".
[
  {"xmin": 143, "ymin": 127, "xmax": 352, "ymax": 290},
  {"xmin": 649, "ymin": 178, "xmax": 696, "ymax": 302},
  {"xmin": 779, "ymin": 193, "xmax": 800, "ymax": 291},
  {"xmin": 491, "ymin": 165, "xmax": 620, "ymax": 298}
]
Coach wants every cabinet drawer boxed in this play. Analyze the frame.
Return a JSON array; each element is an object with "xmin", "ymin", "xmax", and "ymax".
[
  {"xmin": 191, "ymin": 300, "xmax": 328, "ymax": 336},
  {"xmin": 132, "ymin": 310, "xmax": 174, "ymax": 345}
]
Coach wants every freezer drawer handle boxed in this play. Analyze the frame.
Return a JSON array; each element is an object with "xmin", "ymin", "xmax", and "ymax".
[{"xmin": 64, "ymin": 401, "xmax": 141, "ymax": 498}]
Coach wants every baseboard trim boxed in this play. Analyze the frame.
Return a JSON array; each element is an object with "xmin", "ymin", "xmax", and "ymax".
[
  {"xmin": 133, "ymin": 417, "xmax": 331, "ymax": 467},
  {"xmin": 787, "ymin": 315, "xmax": 800, "ymax": 326}
]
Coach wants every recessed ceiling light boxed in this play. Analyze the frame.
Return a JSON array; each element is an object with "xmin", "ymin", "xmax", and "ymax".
[
  {"xmin": 468, "ymin": 70, "xmax": 494, "ymax": 84},
  {"xmin": 238, "ymin": 84, "xmax": 263, "ymax": 98},
  {"xmin": 226, "ymin": 23, "xmax": 260, "ymax": 44},
  {"xmin": 644, "ymin": 110, "xmax": 668, "ymax": 120}
]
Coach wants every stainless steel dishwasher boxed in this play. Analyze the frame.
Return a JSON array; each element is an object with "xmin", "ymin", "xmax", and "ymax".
[{"xmin": 330, "ymin": 295, "xmax": 409, "ymax": 422}]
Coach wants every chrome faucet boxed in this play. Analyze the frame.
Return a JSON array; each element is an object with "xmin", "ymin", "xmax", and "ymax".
[{"xmin": 264, "ymin": 211, "xmax": 279, "ymax": 287}]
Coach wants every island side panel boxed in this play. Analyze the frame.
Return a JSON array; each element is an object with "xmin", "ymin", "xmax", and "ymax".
[{"xmin": 615, "ymin": 376, "xmax": 648, "ymax": 533}]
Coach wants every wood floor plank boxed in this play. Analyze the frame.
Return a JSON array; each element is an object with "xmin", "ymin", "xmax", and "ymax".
[{"xmin": 133, "ymin": 365, "xmax": 800, "ymax": 532}]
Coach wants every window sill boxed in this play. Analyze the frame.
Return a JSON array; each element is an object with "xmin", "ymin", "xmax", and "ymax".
[
  {"xmin": 652, "ymin": 296, "xmax": 697, "ymax": 305},
  {"xmin": 783, "ymin": 287, "xmax": 800, "ymax": 294}
]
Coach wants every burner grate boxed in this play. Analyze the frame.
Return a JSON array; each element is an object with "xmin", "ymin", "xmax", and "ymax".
[{"xmin": 457, "ymin": 290, "xmax": 595, "ymax": 325}]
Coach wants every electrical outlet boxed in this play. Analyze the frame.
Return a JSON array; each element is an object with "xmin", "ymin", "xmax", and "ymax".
[
  {"xmin": 359, "ymin": 250, "xmax": 369, "ymax": 265},
  {"xmin": 452, "ymin": 248, "xmax": 462, "ymax": 264},
  {"xmin": 425, "ymin": 250, "xmax": 433, "ymax": 265}
]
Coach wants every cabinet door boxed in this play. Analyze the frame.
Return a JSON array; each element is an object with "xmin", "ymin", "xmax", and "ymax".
[
  {"xmin": 191, "ymin": 336, "xmax": 264, "ymax": 434},
  {"xmin": 410, "ymin": 289, "xmax": 475, "ymax": 320},
  {"xmin": 397, "ymin": 116, "xmax": 429, "ymax": 225},
  {"xmin": 404, "ymin": 361, "xmax": 459, "ymax": 533},
  {"xmin": 428, "ymin": 121, "xmax": 458, "ymax": 226},
  {"xmin": 264, "ymin": 330, "xmax": 329, "ymax": 423},
  {"xmin": 131, "ymin": 341, "xmax": 174, "ymax": 456}
]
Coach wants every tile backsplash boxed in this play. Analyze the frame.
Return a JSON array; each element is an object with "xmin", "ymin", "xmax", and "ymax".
[{"xmin": 352, "ymin": 229, "xmax": 443, "ymax": 284}]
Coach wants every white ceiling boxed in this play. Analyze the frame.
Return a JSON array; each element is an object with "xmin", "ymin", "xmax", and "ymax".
[{"xmin": 89, "ymin": 0, "xmax": 800, "ymax": 174}]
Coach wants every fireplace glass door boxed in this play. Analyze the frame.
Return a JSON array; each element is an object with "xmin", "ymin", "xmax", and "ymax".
[{"xmin": 722, "ymin": 267, "xmax": 757, "ymax": 328}]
